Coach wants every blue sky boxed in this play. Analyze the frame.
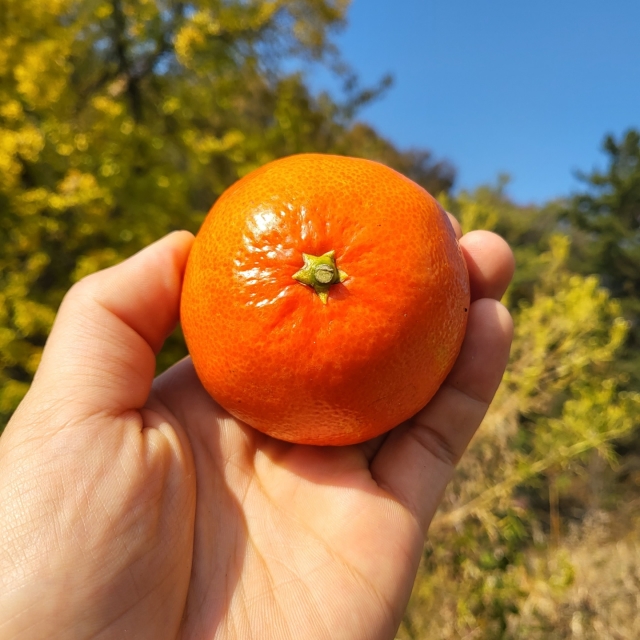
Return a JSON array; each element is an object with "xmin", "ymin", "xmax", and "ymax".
[{"xmin": 310, "ymin": 0, "xmax": 640, "ymax": 204}]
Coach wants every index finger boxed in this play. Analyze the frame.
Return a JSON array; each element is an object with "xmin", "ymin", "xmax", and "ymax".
[
  {"xmin": 446, "ymin": 212, "xmax": 462, "ymax": 240},
  {"xmin": 459, "ymin": 230, "xmax": 515, "ymax": 301}
]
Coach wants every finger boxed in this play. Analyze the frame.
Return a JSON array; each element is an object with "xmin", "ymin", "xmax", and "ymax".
[
  {"xmin": 30, "ymin": 231, "xmax": 194, "ymax": 421},
  {"xmin": 369, "ymin": 298, "xmax": 513, "ymax": 532},
  {"xmin": 445, "ymin": 212, "xmax": 462, "ymax": 239},
  {"xmin": 459, "ymin": 230, "xmax": 515, "ymax": 301}
]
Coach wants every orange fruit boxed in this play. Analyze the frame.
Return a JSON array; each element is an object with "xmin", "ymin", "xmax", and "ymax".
[{"xmin": 180, "ymin": 154, "xmax": 470, "ymax": 446}]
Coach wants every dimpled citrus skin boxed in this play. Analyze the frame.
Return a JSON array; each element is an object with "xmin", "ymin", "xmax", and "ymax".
[{"xmin": 180, "ymin": 154, "xmax": 470, "ymax": 446}]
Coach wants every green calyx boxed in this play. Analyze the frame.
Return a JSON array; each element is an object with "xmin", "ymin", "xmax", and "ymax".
[{"xmin": 292, "ymin": 250, "xmax": 348, "ymax": 304}]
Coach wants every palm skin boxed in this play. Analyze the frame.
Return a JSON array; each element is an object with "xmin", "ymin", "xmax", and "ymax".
[
  {"xmin": 0, "ymin": 227, "xmax": 513, "ymax": 640},
  {"xmin": 154, "ymin": 363, "xmax": 421, "ymax": 639}
]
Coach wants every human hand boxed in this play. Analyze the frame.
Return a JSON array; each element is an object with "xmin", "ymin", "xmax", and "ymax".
[{"xmin": 0, "ymin": 223, "xmax": 513, "ymax": 640}]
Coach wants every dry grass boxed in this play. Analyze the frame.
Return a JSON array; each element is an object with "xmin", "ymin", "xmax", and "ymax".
[{"xmin": 398, "ymin": 501, "xmax": 640, "ymax": 639}]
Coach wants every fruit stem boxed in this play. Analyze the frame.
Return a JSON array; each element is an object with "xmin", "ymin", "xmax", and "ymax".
[{"xmin": 292, "ymin": 250, "xmax": 348, "ymax": 304}]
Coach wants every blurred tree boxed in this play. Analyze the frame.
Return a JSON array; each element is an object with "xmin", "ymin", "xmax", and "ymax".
[
  {"xmin": 567, "ymin": 130, "xmax": 640, "ymax": 300},
  {"xmin": 0, "ymin": 0, "xmax": 454, "ymax": 426},
  {"xmin": 565, "ymin": 130, "xmax": 640, "ymax": 362}
]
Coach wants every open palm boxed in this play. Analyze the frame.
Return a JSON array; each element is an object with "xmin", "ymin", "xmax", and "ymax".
[{"xmin": 0, "ymin": 228, "xmax": 513, "ymax": 640}]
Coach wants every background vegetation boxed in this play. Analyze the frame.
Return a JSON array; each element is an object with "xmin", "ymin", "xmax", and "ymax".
[{"xmin": 1, "ymin": 1, "xmax": 639, "ymax": 637}]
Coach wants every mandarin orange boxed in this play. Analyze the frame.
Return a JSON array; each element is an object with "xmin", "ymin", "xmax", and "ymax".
[{"xmin": 180, "ymin": 154, "xmax": 470, "ymax": 446}]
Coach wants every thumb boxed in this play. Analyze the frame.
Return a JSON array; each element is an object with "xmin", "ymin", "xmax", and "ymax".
[{"xmin": 30, "ymin": 231, "xmax": 194, "ymax": 422}]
